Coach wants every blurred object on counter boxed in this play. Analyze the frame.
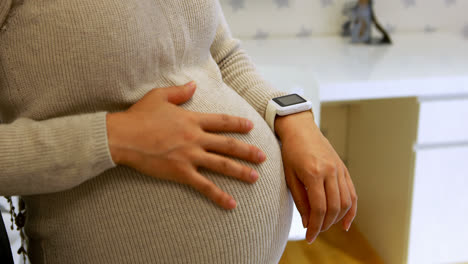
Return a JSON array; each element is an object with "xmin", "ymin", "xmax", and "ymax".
[{"xmin": 342, "ymin": 0, "xmax": 392, "ymax": 44}]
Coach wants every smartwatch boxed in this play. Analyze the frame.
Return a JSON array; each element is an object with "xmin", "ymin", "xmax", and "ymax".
[{"xmin": 265, "ymin": 94, "xmax": 313, "ymax": 132}]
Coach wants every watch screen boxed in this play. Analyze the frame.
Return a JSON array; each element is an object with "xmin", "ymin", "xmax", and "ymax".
[{"xmin": 273, "ymin": 94, "xmax": 306, "ymax": 107}]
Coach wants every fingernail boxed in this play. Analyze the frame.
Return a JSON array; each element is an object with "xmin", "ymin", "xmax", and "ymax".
[
  {"xmin": 250, "ymin": 170, "xmax": 258, "ymax": 182},
  {"xmin": 228, "ymin": 199, "xmax": 237, "ymax": 209},
  {"xmin": 307, "ymin": 238, "xmax": 315, "ymax": 245},
  {"xmin": 301, "ymin": 215, "xmax": 307, "ymax": 228},
  {"xmin": 257, "ymin": 151, "xmax": 266, "ymax": 162},
  {"xmin": 346, "ymin": 222, "xmax": 352, "ymax": 232},
  {"xmin": 245, "ymin": 120, "xmax": 253, "ymax": 130},
  {"xmin": 185, "ymin": 81, "xmax": 196, "ymax": 89}
]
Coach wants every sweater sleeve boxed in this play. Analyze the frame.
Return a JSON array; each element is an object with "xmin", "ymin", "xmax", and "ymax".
[
  {"xmin": 0, "ymin": 112, "xmax": 117, "ymax": 196},
  {"xmin": 210, "ymin": 3, "xmax": 288, "ymax": 120}
]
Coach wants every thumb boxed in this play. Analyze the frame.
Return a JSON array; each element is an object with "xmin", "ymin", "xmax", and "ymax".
[{"xmin": 164, "ymin": 81, "xmax": 197, "ymax": 105}]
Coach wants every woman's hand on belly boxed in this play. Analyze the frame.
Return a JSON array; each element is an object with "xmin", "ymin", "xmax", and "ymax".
[
  {"xmin": 105, "ymin": 81, "xmax": 267, "ymax": 210},
  {"xmin": 275, "ymin": 111, "xmax": 358, "ymax": 244}
]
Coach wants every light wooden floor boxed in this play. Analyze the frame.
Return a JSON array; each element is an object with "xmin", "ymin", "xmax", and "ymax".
[{"xmin": 279, "ymin": 225, "xmax": 385, "ymax": 264}]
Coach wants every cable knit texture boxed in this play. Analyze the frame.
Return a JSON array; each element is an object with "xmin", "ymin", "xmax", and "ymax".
[
  {"xmin": 0, "ymin": 0, "xmax": 293, "ymax": 263},
  {"xmin": 0, "ymin": 0, "xmax": 11, "ymax": 27}
]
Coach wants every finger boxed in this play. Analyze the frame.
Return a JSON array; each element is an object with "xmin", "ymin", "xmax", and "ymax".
[
  {"xmin": 159, "ymin": 81, "xmax": 197, "ymax": 105},
  {"xmin": 187, "ymin": 171, "xmax": 237, "ymax": 210},
  {"xmin": 321, "ymin": 177, "xmax": 341, "ymax": 232},
  {"xmin": 195, "ymin": 152, "xmax": 259, "ymax": 184},
  {"xmin": 285, "ymin": 167, "xmax": 310, "ymax": 228},
  {"xmin": 198, "ymin": 112, "xmax": 254, "ymax": 133},
  {"xmin": 305, "ymin": 180, "xmax": 326, "ymax": 244},
  {"xmin": 342, "ymin": 168, "xmax": 358, "ymax": 231},
  {"xmin": 201, "ymin": 134, "xmax": 266, "ymax": 164},
  {"xmin": 336, "ymin": 166, "xmax": 352, "ymax": 225}
]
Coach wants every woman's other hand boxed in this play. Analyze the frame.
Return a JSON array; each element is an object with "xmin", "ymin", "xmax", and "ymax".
[
  {"xmin": 106, "ymin": 81, "xmax": 266, "ymax": 210},
  {"xmin": 275, "ymin": 111, "xmax": 358, "ymax": 244}
]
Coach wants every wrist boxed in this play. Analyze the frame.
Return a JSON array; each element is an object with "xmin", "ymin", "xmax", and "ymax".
[
  {"xmin": 275, "ymin": 110, "xmax": 318, "ymax": 140},
  {"xmin": 106, "ymin": 112, "xmax": 127, "ymax": 165}
]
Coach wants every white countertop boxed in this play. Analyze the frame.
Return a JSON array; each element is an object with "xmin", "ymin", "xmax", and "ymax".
[{"xmin": 242, "ymin": 33, "xmax": 468, "ymax": 102}]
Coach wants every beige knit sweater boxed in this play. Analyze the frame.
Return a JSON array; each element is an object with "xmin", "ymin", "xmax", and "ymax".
[{"xmin": 0, "ymin": 0, "xmax": 293, "ymax": 263}]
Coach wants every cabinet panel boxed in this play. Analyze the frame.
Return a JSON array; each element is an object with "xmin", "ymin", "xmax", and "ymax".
[
  {"xmin": 347, "ymin": 98, "xmax": 419, "ymax": 264},
  {"xmin": 418, "ymin": 98, "xmax": 468, "ymax": 145},
  {"xmin": 408, "ymin": 146, "xmax": 468, "ymax": 264}
]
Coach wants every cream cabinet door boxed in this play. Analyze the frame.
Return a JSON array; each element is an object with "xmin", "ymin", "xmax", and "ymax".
[
  {"xmin": 408, "ymin": 145, "xmax": 468, "ymax": 264},
  {"xmin": 417, "ymin": 98, "xmax": 468, "ymax": 145}
]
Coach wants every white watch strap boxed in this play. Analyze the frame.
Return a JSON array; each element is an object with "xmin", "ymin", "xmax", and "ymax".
[
  {"xmin": 266, "ymin": 97, "xmax": 314, "ymax": 133},
  {"xmin": 265, "ymin": 100, "xmax": 278, "ymax": 132}
]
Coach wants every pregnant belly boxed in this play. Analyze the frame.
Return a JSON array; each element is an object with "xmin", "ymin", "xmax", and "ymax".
[{"xmin": 24, "ymin": 70, "xmax": 293, "ymax": 264}]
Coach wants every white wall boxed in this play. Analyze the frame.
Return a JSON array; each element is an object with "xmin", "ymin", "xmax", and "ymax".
[{"xmin": 220, "ymin": 0, "xmax": 468, "ymax": 39}]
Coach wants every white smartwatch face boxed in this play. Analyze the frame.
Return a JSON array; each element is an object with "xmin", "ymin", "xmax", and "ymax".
[{"xmin": 272, "ymin": 94, "xmax": 307, "ymax": 107}]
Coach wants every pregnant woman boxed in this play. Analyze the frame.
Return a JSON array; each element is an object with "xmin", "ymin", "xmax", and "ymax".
[{"xmin": 0, "ymin": 0, "xmax": 357, "ymax": 263}]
